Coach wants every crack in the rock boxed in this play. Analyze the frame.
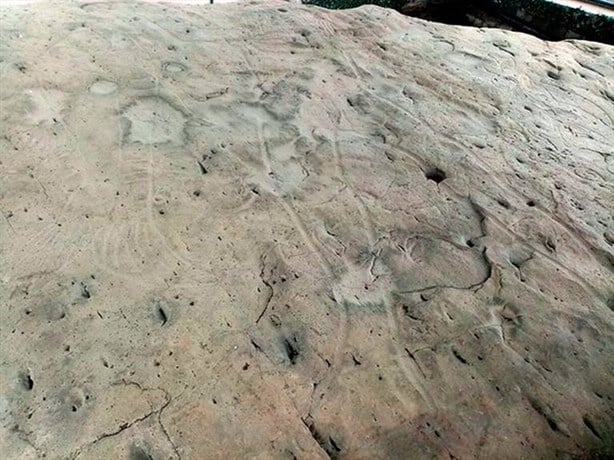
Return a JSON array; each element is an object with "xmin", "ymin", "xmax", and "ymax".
[
  {"xmin": 70, "ymin": 411, "xmax": 158, "ymax": 459},
  {"xmin": 70, "ymin": 383, "xmax": 174, "ymax": 460},
  {"xmin": 368, "ymin": 248, "xmax": 382, "ymax": 282},
  {"xmin": 255, "ymin": 254, "xmax": 274, "ymax": 324},
  {"xmin": 247, "ymin": 332, "xmax": 282, "ymax": 370},
  {"xmin": 116, "ymin": 378, "xmax": 147, "ymax": 391},
  {"xmin": 2, "ymin": 210, "xmax": 16, "ymax": 234},
  {"xmin": 510, "ymin": 252, "xmax": 535, "ymax": 282},
  {"xmin": 399, "ymin": 247, "xmax": 493, "ymax": 295},
  {"xmin": 300, "ymin": 416, "xmax": 332, "ymax": 460},
  {"xmin": 468, "ymin": 196, "xmax": 488, "ymax": 240},
  {"xmin": 404, "ymin": 347, "xmax": 427, "ymax": 378},
  {"xmin": 323, "ymin": 224, "xmax": 347, "ymax": 256},
  {"xmin": 159, "ymin": 408, "xmax": 182, "ymax": 460},
  {"xmin": 204, "ymin": 86, "xmax": 229, "ymax": 100}
]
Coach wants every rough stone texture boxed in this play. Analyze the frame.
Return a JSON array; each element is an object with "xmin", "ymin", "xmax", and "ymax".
[{"xmin": 1, "ymin": 1, "xmax": 613, "ymax": 459}]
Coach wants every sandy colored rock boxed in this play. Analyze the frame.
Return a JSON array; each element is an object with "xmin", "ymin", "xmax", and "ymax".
[{"xmin": 0, "ymin": 1, "xmax": 613, "ymax": 459}]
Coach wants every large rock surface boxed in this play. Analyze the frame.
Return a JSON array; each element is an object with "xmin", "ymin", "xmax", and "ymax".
[{"xmin": 1, "ymin": 1, "xmax": 613, "ymax": 459}]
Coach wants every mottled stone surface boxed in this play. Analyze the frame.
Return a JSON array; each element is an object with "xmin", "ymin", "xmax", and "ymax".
[{"xmin": 0, "ymin": 1, "xmax": 613, "ymax": 459}]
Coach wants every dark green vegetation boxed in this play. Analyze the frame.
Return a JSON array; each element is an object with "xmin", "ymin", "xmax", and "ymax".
[{"xmin": 303, "ymin": 0, "xmax": 614, "ymax": 44}]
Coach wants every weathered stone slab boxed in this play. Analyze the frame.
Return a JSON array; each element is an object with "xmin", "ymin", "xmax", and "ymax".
[{"xmin": 0, "ymin": 1, "xmax": 612, "ymax": 458}]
